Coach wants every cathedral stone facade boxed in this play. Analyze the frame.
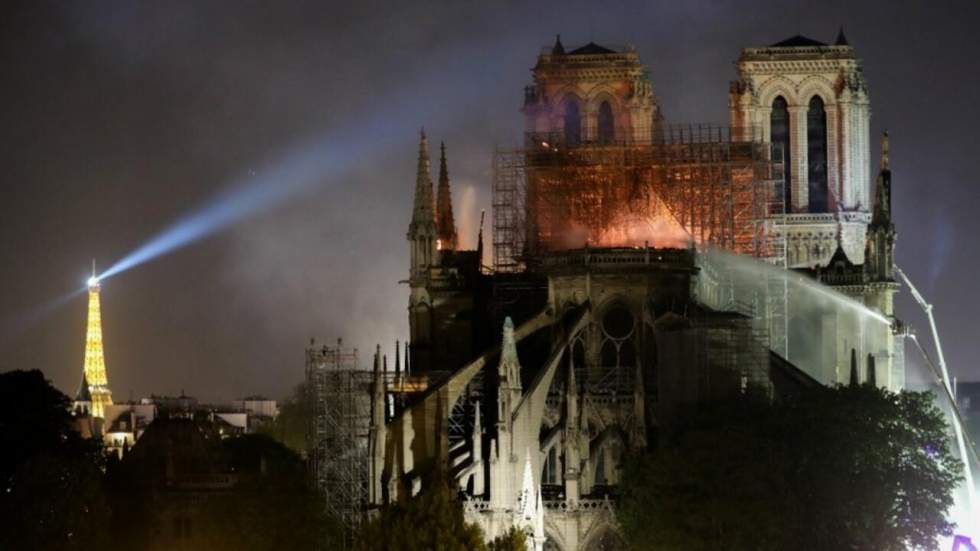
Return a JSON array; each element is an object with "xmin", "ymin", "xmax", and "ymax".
[
  {"xmin": 730, "ymin": 31, "xmax": 871, "ymax": 267},
  {"xmin": 350, "ymin": 32, "xmax": 903, "ymax": 550}
]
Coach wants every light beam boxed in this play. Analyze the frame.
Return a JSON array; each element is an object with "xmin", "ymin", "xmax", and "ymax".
[
  {"xmin": 98, "ymin": 138, "xmax": 343, "ymax": 281},
  {"xmin": 94, "ymin": 28, "xmax": 512, "ymax": 283}
]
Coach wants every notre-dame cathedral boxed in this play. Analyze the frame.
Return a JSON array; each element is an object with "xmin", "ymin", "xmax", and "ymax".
[{"xmin": 309, "ymin": 31, "xmax": 902, "ymax": 551}]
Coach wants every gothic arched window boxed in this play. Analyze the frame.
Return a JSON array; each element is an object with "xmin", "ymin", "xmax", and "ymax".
[
  {"xmin": 770, "ymin": 96, "xmax": 791, "ymax": 209},
  {"xmin": 807, "ymin": 95, "xmax": 829, "ymax": 212},
  {"xmin": 564, "ymin": 100, "xmax": 581, "ymax": 145},
  {"xmin": 597, "ymin": 101, "xmax": 615, "ymax": 144}
]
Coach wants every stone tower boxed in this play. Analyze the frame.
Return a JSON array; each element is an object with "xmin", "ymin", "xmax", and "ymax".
[
  {"xmin": 407, "ymin": 130, "xmax": 437, "ymax": 374},
  {"xmin": 730, "ymin": 31, "xmax": 871, "ymax": 266},
  {"xmin": 75, "ymin": 265, "xmax": 113, "ymax": 419},
  {"xmin": 522, "ymin": 35, "xmax": 662, "ymax": 144},
  {"xmin": 407, "ymin": 129, "xmax": 437, "ymax": 280},
  {"xmin": 406, "ymin": 131, "xmax": 481, "ymax": 378}
]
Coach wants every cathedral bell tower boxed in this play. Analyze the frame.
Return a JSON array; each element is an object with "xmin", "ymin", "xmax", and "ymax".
[
  {"xmin": 731, "ymin": 31, "xmax": 872, "ymax": 267},
  {"xmin": 522, "ymin": 35, "xmax": 662, "ymax": 145}
]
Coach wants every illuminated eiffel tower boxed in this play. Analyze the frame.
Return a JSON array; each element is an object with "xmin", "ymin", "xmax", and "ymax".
[{"xmin": 74, "ymin": 261, "xmax": 113, "ymax": 419}]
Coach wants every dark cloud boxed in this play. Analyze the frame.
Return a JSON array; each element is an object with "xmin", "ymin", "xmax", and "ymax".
[{"xmin": 1, "ymin": 0, "xmax": 978, "ymax": 401}]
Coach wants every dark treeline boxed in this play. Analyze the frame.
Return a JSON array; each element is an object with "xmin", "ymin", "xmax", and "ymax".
[{"xmin": 0, "ymin": 370, "xmax": 963, "ymax": 550}]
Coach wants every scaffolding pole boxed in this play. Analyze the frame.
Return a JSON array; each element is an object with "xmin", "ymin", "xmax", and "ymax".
[{"xmin": 306, "ymin": 340, "xmax": 371, "ymax": 549}]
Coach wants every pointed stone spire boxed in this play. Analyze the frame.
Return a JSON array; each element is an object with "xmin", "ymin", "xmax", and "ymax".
[
  {"xmin": 533, "ymin": 485, "xmax": 546, "ymax": 551},
  {"xmin": 515, "ymin": 449, "xmax": 545, "ymax": 551},
  {"xmin": 866, "ymin": 353, "xmax": 877, "ymax": 387},
  {"xmin": 408, "ymin": 129, "xmax": 437, "ymax": 278},
  {"xmin": 552, "ymin": 34, "xmax": 565, "ymax": 55},
  {"xmin": 835, "ymin": 27, "xmax": 849, "ymax": 46},
  {"xmin": 518, "ymin": 448, "xmax": 535, "ymax": 520},
  {"xmin": 409, "ymin": 129, "xmax": 436, "ymax": 234},
  {"xmin": 435, "ymin": 141, "xmax": 458, "ymax": 251},
  {"xmin": 849, "ymin": 348, "xmax": 859, "ymax": 386}
]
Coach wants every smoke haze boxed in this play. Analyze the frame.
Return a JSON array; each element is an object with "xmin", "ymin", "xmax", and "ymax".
[{"xmin": 1, "ymin": 1, "xmax": 978, "ymax": 401}]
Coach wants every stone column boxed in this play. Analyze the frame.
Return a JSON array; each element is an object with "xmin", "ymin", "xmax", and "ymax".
[
  {"xmin": 759, "ymin": 106, "xmax": 772, "ymax": 143},
  {"xmin": 855, "ymin": 99, "xmax": 871, "ymax": 208},
  {"xmin": 629, "ymin": 104, "xmax": 651, "ymax": 143},
  {"xmin": 826, "ymin": 101, "xmax": 841, "ymax": 209},
  {"xmin": 789, "ymin": 105, "xmax": 809, "ymax": 211},
  {"xmin": 838, "ymin": 99, "xmax": 853, "ymax": 209}
]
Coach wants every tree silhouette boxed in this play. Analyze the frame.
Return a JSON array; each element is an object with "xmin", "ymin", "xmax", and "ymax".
[
  {"xmin": 619, "ymin": 385, "xmax": 960, "ymax": 551},
  {"xmin": 0, "ymin": 369, "xmax": 110, "ymax": 550}
]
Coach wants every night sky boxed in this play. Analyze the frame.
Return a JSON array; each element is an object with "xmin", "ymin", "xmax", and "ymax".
[{"xmin": 2, "ymin": 1, "xmax": 978, "ymax": 402}]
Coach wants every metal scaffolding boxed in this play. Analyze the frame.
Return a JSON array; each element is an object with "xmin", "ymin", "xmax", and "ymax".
[
  {"xmin": 492, "ymin": 124, "xmax": 785, "ymax": 272},
  {"xmin": 305, "ymin": 340, "xmax": 371, "ymax": 548},
  {"xmin": 492, "ymin": 124, "xmax": 787, "ymax": 386}
]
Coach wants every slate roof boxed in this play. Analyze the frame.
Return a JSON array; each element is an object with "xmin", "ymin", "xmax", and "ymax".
[
  {"xmin": 826, "ymin": 243, "xmax": 854, "ymax": 268},
  {"xmin": 770, "ymin": 35, "xmax": 827, "ymax": 47},
  {"xmin": 568, "ymin": 42, "xmax": 617, "ymax": 55}
]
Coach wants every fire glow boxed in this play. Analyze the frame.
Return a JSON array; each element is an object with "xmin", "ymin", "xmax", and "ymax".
[{"xmin": 590, "ymin": 215, "xmax": 692, "ymax": 249}]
